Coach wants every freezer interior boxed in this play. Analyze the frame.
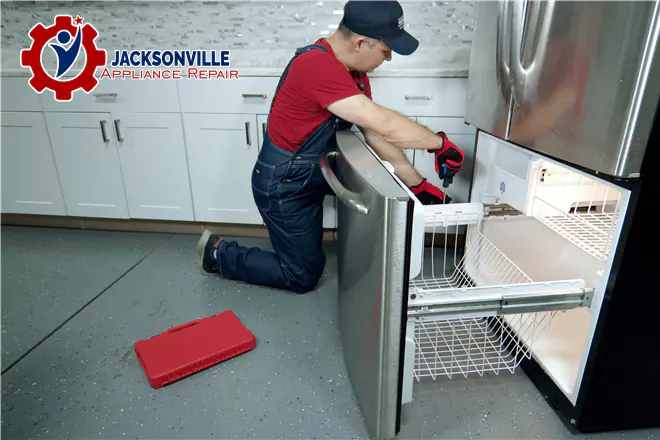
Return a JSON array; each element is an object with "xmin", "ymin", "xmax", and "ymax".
[{"xmin": 403, "ymin": 131, "xmax": 631, "ymax": 406}]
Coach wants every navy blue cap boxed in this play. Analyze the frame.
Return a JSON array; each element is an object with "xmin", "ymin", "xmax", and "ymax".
[{"xmin": 342, "ymin": 0, "xmax": 419, "ymax": 55}]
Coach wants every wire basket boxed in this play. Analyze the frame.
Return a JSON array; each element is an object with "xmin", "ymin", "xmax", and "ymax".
[
  {"xmin": 412, "ymin": 312, "xmax": 555, "ymax": 380},
  {"xmin": 409, "ymin": 205, "xmax": 557, "ymax": 380},
  {"xmin": 531, "ymin": 165, "xmax": 623, "ymax": 261}
]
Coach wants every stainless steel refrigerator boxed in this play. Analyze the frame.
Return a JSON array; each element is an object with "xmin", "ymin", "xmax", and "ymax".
[{"xmin": 323, "ymin": 1, "xmax": 660, "ymax": 439}]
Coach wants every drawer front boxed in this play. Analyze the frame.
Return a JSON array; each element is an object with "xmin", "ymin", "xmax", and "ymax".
[
  {"xmin": 370, "ymin": 77, "xmax": 468, "ymax": 117},
  {"xmin": 178, "ymin": 77, "xmax": 280, "ymax": 113},
  {"xmin": 416, "ymin": 116, "xmax": 476, "ymax": 136},
  {"xmin": 1, "ymin": 77, "xmax": 43, "ymax": 111},
  {"xmin": 39, "ymin": 79, "xmax": 180, "ymax": 113}
]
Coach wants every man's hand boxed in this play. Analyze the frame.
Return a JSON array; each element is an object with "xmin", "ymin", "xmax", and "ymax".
[
  {"xmin": 409, "ymin": 178, "xmax": 452, "ymax": 205},
  {"xmin": 430, "ymin": 132, "xmax": 464, "ymax": 186}
]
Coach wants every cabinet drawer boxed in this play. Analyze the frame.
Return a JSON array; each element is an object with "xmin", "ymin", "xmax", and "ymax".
[
  {"xmin": 178, "ymin": 77, "xmax": 279, "ymax": 114},
  {"xmin": 1, "ymin": 77, "xmax": 43, "ymax": 111},
  {"xmin": 370, "ymin": 78, "xmax": 467, "ymax": 117},
  {"xmin": 39, "ymin": 80, "xmax": 180, "ymax": 113}
]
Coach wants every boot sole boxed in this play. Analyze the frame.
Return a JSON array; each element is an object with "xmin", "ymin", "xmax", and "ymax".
[{"xmin": 197, "ymin": 229, "xmax": 213, "ymax": 276}]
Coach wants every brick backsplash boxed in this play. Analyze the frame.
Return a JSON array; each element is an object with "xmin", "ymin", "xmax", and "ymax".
[{"xmin": 1, "ymin": 1, "xmax": 475, "ymax": 70}]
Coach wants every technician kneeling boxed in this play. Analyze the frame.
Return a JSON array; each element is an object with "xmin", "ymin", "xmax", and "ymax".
[{"xmin": 197, "ymin": 0, "xmax": 464, "ymax": 293}]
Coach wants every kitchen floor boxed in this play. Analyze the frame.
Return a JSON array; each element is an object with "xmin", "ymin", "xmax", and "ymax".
[{"xmin": 1, "ymin": 226, "xmax": 657, "ymax": 440}]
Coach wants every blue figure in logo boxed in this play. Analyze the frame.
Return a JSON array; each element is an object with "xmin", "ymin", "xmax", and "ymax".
[{"xmin": 50, "ymin": 26, "xmax": 82, "ymax": 78}]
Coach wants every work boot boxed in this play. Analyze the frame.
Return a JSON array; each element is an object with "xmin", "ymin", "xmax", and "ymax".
[{"xmin": 197, "ymin": 229, "xmax": 223, "ymax": 275}]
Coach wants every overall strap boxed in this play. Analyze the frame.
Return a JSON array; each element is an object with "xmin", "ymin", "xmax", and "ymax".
[{"xmin": 268, "ymin": 44, "xmax": 329, "ymax": 118}]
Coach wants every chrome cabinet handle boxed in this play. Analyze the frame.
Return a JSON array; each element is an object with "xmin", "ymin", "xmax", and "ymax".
[
  {"xmin": 262, "ymin": 122, "xmax": 266, "ymax": 139},
  {"xmin": 114, "ymin": 119, "xmax": 124, "ymax": 142},
  {"xmin": 404, "ymin": 95, "xmax": 432, "ymax": 100},
  {"xmin": 99, "ymin": 120, "xmax": 109, "ymax": 143},
  {"xmin": 245, "ymin": 121, "xmax": 251, "ymax": 147},
  {"xmin": 242, "ymin": 93, "xmax": 267, "ymax": 99},
  {"xmin": 320, "ymin": 151, "xmax": 369, "ymax": 215},
  {"xmin": 93, "ymin": 92, "xmax": 118, "ymax": 98}
]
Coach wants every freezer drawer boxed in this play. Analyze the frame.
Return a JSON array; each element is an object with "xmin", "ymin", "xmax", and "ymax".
[
  {"xmin": 321, "ymin": 132, "xmax": 413, "ymax": 440},
  {"xmin": 330, "ymin": 131, "xmax": 632, "ymax": 440}
]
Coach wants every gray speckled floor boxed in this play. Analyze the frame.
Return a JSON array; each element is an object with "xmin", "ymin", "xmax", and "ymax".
[{"xmin": 2, "ymin": 226, "xmax": 658, "ymax": 440}]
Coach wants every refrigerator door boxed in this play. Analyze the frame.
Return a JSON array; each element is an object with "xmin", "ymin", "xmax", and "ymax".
[
  {"xmin": 508, "ymin": 0, "xmax": 660, "ymax": 178},
  {"xmin": 464, "ymin": 0, "xmax": 513, "ymax": 138},
  {"xmin": 321, "ymin": 131, "xmax": 413, "ymax": 440}
]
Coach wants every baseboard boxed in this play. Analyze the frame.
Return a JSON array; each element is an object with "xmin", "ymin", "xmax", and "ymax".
[{"xmin": 0, "ymin": 214, "xmax": 338, "ymax": 241}]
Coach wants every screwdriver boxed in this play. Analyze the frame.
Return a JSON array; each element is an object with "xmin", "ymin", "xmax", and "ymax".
[{"xmin": 442, "ymin": 165, "xmax": 451, "ymax": 205}]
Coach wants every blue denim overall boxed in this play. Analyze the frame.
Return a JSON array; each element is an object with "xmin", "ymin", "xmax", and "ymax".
[{"xmin": 216, "ymin": 44, "xmax": 362, "ymax": 293}]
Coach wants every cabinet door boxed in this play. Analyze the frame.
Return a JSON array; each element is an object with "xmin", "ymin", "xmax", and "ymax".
[
  {"xmin": 414, "ymin": 117, "xmax": 477, "ymax": 204},
  {"xmin": 112, "ymin": 113, "xmax": 194, "ymax": 221},
  {"xmin": 1, "ymin": 112, "xmax": 67, "ymax": 215},
  {"xmin": 183, "ymin": 114, "xmax": 261, "ymax": 224},
  {"xmin": 45, "ymin": 112, "xmax": 129, "ymax": 218}
]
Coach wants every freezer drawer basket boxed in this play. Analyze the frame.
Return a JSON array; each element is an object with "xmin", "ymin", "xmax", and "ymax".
[
  {"xmin": 408, "ymin": 204, "xmax": 566, "ymax": 379},
  {"xmin": 411, "ymin": 205, "xmax": 531, "ymax": 295},
  {"xmin": 412, "ymin": 312, "xmax": 555, "ymax": 380}
]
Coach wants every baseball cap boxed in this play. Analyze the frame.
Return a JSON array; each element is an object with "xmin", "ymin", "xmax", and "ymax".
[{"xmin": 342, "ymin": 0, "xmax": 419, "ymax": 56}]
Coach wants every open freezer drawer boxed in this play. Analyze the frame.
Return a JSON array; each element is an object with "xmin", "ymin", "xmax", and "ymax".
[{"xmin": 326, "ymin": 131, "xmax": 628, "ymax": 440}]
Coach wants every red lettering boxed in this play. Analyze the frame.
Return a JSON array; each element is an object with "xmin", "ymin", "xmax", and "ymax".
[
  {"xmin": 173, "ymin": 70, "xmax": 181, "ymax": 80},
  {"xmin": 230, "ymin": 70, "xmax": 239, "ymax": 79},
  {"xmin": 188, "ymin": 68, "xmax": 198, "ymax": 79},
  {"xmin": 122, "ymin": 70, "xmax": 131, "ymax": 79}
]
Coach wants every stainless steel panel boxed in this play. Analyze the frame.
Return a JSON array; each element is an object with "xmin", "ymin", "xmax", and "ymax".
[
  {"xmin": 332, "ymin": 132, "xmax": 411, "ymax": 440},
  {"xmin": 465, "ymin": 1, "xmax": 512, "ymax": 138},
  {"xmin": 508, "ymin": 0, "xmax": 660, "ymax": 178}
]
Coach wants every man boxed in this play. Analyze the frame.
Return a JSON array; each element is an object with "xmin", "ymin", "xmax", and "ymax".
[{"xmin": 197, "ymin": 0, "xmax": 464, "ymax": 294}]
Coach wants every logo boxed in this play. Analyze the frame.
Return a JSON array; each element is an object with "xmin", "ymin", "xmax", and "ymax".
[
  {"xmin": 21, "ymin": 15, "xmax": 107, "ymax": 102},
  {"xmin": 21, "ymin": 14, "xmax": 241, "ymax": 101},
  {"xmin": 101, "ymin": 49, "xmax": 238, "ymax": 81},
  {"xmin": 398, "ymin": 15, "xmax": 405, "ymax": 30}
]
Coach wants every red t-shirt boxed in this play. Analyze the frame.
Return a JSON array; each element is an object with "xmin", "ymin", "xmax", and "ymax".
[{"xmin": 267, "ymin": 38, "xmax": 373, "ymax": 152}]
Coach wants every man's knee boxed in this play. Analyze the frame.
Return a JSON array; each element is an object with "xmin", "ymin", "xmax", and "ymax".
[{"xmin": 284, "ymin": 264, "xmax": 324, "ymax": 294}]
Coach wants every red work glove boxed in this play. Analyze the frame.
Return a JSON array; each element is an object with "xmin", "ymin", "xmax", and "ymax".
[
  {"xmin": 409, "ymin": 178, "xmax": 452, "ymax": 205},
  {"xmin": 429, "ymin": 132, "xmax": 464, "ymax": 186}
]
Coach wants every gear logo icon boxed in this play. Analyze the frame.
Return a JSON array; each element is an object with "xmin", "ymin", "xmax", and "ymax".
[{"xmin": 20, "ymin": 15, "xmax": 107, "ymax": 102}]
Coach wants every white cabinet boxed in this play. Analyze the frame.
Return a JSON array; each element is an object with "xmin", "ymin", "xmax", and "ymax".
[
  {"xmin": 177, "ymin": 77, "xmax": 279, "ymax": 114},
  {"xmin": 113, "ymin": 113, "xmax": 194, "ymax": 221},
  {"xmin": 183, "ymin": 114, "xmax": 262, "ymax": 224},
  {"xmin": 45, "ymin": 112, "xmax": 129, "ymax": 218},
  {"xmin": 39, "ymin": 80, "xmax": 180, "ymax": 113},
  {"xmin": 370, "ymin": 77, "xmax": 468, "ymax": 117},
  {"xmin": 413, "ymin": 116, "xmax": 477, "ymax": 204},
  {"xmin": 1, "ymin": 112, "xmax": 67, "ymax": 215},
  {"xmin": 1, "ymin": 78, "xmax": 43, "ymax": 111}
]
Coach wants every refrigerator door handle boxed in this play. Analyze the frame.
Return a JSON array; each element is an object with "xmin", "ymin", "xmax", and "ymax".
[
  {"xmin": 510, "ymin": 0, "xmax": 556, "ymax": 107},
  {"xmin": 320, "ymin": 151, "xmax": 369, "ymax": 215},
  {"xmin": 496, "ymin": 0, "xmax": 513, "ymax": 100}
]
